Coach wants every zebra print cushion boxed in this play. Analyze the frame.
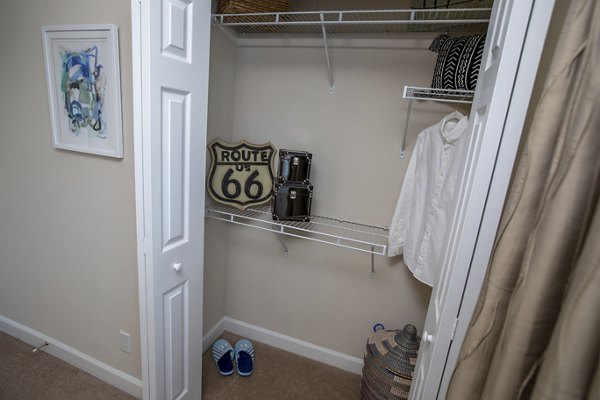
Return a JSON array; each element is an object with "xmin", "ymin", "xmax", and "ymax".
[{"xmin": 430, "ymin": 33, "xmax": 486, "ymax": 91}]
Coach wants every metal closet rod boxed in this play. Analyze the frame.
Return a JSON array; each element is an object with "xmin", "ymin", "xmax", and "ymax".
[{"xmin": 400, "ymin": 86, "xmax": 475, "ymax": 158}]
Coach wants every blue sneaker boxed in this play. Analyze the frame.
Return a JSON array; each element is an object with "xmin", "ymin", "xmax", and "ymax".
[
  {"xmin": 234, "ymin": 339, "xmax": 255, "ymax": 377},
  {"xmin": 211, "ymin": 339, "xmax": 234, "ymax": 376}
]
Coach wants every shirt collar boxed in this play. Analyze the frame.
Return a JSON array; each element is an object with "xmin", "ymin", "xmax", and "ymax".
[{"xmin": 439, "ymin": 111, "xmax": 469, "ymax": 144}]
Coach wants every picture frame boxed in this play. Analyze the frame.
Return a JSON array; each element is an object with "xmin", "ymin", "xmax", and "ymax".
[{"xmin": 42, "ymin": 24, "xmax": 123, "ymax": 158}]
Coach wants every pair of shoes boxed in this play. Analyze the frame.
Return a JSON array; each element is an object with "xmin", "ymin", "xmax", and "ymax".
[{"xmin": 211, "ymin": 338, "xmax": 254, "ymax": 377}]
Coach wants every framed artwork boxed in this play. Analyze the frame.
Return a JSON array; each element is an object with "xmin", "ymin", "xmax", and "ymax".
[{"xmin": 42, "ymin": 25, "xmax": 123, "ymax": 158}]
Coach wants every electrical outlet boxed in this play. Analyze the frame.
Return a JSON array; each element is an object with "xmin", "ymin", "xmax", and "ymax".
[{"xmin": 120, "ymin": 331, "xmax": 131, "ymax": 354}]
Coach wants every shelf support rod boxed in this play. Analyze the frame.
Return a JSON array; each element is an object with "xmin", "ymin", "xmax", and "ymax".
[
  {"xmin": 400, "ymin": 98, "xmax": 412, "ymax": 158},
  {"xmin": 274, "ymin": 225, "xmax": 289, "ymax": 256},
  {"xmin": 370, "ymin": 246, "xmax": 375, "ymax": 278},
  {"xmin": 320, "ymin": 13, "xmax": 334, "ymax": 95},
  {"xmin": 276, "ymin": 233, "xmax": 289, "ymax": 256}
]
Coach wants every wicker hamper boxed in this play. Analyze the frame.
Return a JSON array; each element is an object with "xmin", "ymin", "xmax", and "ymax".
[
  {"xmin": 361, "ymin": 325, "xmax": 421, "ymax": 400},
  {"xmin": 218, "ymin": 0, "xmax": 290, "ymax": 14}
]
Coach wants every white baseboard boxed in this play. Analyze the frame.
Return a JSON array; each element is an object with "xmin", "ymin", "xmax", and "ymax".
[
  {"xmin": 220, "ymin": 317, "xmax": 364, "ymax": 375},
  {"xmin": 202, "ymin": 316, "xmax": 226, "ymax": 353},
  {"xmin": 0, "ymin": 315, "xmax": 142, "ymax": 399}
]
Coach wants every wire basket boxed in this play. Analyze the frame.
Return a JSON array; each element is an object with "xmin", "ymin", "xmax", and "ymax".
[{"xmin": 217, "ymin": 0, "xmax": 290, "ymax": 14}]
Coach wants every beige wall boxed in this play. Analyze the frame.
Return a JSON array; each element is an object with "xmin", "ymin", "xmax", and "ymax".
[
  {"xmin": 204, "ymin": 29, "xmax": 237, "ymax": 333},
  {"xmin": 0, "ymin": 0, "xmax": 140, "ymax": 378},
  {"xmin": 205, "ymin": 38, "xmax": 463, "ymax": 358}
]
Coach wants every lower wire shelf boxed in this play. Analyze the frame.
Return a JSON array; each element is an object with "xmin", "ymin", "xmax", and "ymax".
[{"xmin": 205, "ymin": 203, "xmax": 389, "ymax": 256}]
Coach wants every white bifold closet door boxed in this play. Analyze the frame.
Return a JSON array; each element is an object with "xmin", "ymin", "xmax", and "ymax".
[
  {"xmin": 409, "ymin": 0, "xmax": 552, "ymax": 399},
  {"xmin": 135, "ymin": 0, "xmax": 211, "ymax": 399}
]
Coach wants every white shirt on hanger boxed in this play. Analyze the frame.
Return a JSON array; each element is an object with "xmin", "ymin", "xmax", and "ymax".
[{"xmin": 388, "ymin": 111, "xmax": 470, "ymax": 287}]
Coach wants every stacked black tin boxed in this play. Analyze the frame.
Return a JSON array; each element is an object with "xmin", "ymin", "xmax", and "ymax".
[
  {"xmin": 361, "ymin": 324, "xmax": 421, "ymax": 400},
  {"xmin": 272, "ymin": 149, "xmax": 313, "ymax": 222}
]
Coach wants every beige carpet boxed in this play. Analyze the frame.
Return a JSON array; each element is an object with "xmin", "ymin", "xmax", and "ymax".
[
  {"xmin": 202, "ymin": 332, "xmax": 362, "ymax": 400},
  {"xmin": 1, "ymin": 330, "xmax": 363, "ymax": 400},
  {"xmin": 0, "ymin": 331, "xmax": 136, "ymax": 400}
]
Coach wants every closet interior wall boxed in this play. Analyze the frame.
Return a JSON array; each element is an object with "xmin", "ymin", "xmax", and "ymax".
[
  {"xmin": 204, "ymin": 2, "xmax": 471, "ymax": 359},
  {"xmin": 204, "ymin": 29, "xmax": 237, "ymax": 332}
]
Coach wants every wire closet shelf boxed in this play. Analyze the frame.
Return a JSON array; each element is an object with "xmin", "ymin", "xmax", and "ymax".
[
  {"xmin": 399, "ymin": 86, "xmax": 476, "ymax": 158},
  {"xmin": 212, "ymin": 8, "xmax": 490, "ymax": 94},
  {"xmin": 403, "ymin": 86, "xmax": 475, "ymax": 104},
  {"xmin": 205, "ymin": 203, "xmax": 389, "ymax": 256},
  {"xmin": 212, "ymin": 8, "xmax": 492, "ymax": 36}
]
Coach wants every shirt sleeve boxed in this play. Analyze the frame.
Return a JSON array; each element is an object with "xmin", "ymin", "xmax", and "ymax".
[{"xmin": 387, "ymin": 137, "xmax": 420, "ymax": 257}]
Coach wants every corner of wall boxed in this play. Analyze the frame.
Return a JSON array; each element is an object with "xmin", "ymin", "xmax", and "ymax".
[{"xmin": 203, "ymin": 26, "xmax": 238, "ymax": 334}]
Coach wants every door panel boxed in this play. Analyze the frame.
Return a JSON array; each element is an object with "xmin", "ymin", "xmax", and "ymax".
[
  {"xmin": 162, "ymin": 0, "xmax": 193, "ymax": 62},
  {"xmin": 161, "ymin": 88, "xmax": 190, "ymax": 250},
  {"xmin": 164, "ymin": 282, "xmax": 188, "ymax": 400},
  {"xmin": 487, "ymin": 0, "xmax": 511, "ymax": 68}
]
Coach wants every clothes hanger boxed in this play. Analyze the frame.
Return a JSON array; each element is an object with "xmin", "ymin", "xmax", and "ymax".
[{"xmin": 444, "ymin": 110, "xmax": 463, "ymax": 126}]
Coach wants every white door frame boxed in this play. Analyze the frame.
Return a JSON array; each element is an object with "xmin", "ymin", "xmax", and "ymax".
[{"xmin": 131, "ymin": 1, "xmax": 150, "ymax": 397}]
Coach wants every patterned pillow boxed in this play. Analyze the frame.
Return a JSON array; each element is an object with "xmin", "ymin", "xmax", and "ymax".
[{"xmin": 430, "ymin": 33, "xmax": 486, "ymax": 91}]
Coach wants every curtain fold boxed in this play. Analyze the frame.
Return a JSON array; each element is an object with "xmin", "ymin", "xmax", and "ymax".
[
  {"xmin": 530, "ymin": 196, "xmax": 600, "ymax": 399},
  {"xmin": 588, "ymin": 357, "xmax": 600, "ymax": 399},
  {"xmin": 446, "ymin": 0, "xmax": 600, "ymax": 398}
]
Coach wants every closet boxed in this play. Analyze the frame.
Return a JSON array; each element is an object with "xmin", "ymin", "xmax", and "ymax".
[{"xmin": 131, "ymin": 0, "xmax": 555, "ymax": 399}]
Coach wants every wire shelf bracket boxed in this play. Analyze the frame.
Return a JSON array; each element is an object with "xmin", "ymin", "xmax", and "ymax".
[
  {"xmin": 320, "ymin": 13, "xmax": 334, "ymax": 94},
  {"xmin": 400, "ymin": 86, "xmax": 475, "ymax": 158},
  {"xmin": 205, "ymin": 204, "xmax": 389, "ymax": 256}
]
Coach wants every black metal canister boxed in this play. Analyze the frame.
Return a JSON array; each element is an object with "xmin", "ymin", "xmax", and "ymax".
[
  {"xmin": 272, "ymin": 181, "xmax": 313, "ymax": 222},
  {"xmin": 277, "ymin": 149, "xmax": 312, "ymax": 184}
]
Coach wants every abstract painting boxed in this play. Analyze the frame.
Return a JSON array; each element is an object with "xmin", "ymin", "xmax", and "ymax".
[
  {"xmin": 61, "ymin": 45, "xmax": 106, "ymax": 136},
  {"xmin": 42, "ymin": 25, "xmax": 123, "ymax": 158}
]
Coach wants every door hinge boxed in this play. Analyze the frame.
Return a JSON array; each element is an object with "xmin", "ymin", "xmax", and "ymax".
[{"xmin": 450, "ymin": 318, "xmax": 459, "ymax": 341}]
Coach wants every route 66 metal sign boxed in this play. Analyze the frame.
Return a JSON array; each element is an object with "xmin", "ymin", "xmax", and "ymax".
[{"xmin": 207, "ymin": 139, "xmax": 276, "ymax": 210}]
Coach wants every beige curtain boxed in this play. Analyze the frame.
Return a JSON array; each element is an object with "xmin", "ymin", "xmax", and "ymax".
[{"xmin": 446, "ymin": 0, "xmax": 600, "ymax": 399}]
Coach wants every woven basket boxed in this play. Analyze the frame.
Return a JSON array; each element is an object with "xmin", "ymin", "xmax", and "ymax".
[
  {"xmin": 361, "ymin": 325, "xmax": 421, "ymax": 400},
  {"xmin": 218, "ymin": 0, "xmax": 290, "ymax": 14}
]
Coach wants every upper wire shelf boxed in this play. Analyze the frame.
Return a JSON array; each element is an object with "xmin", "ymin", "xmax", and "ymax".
[
  {"xmin": 403, "ymin": 86, "xmax": 475, "ymax": 104},
  {"xmin": 212, "ymin": 8, "xmax": 490, "ymax": 94},
  {"xmin": 399, "ymin": 86, "xmax": 475, "ymax": 158},
  {"xmin": 212, "ymin": 8, "xmax": 492, "ymax": 36},
  {"xmin": 206, "ymin": 203, "xmax": 389, "ymax": 256}
]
